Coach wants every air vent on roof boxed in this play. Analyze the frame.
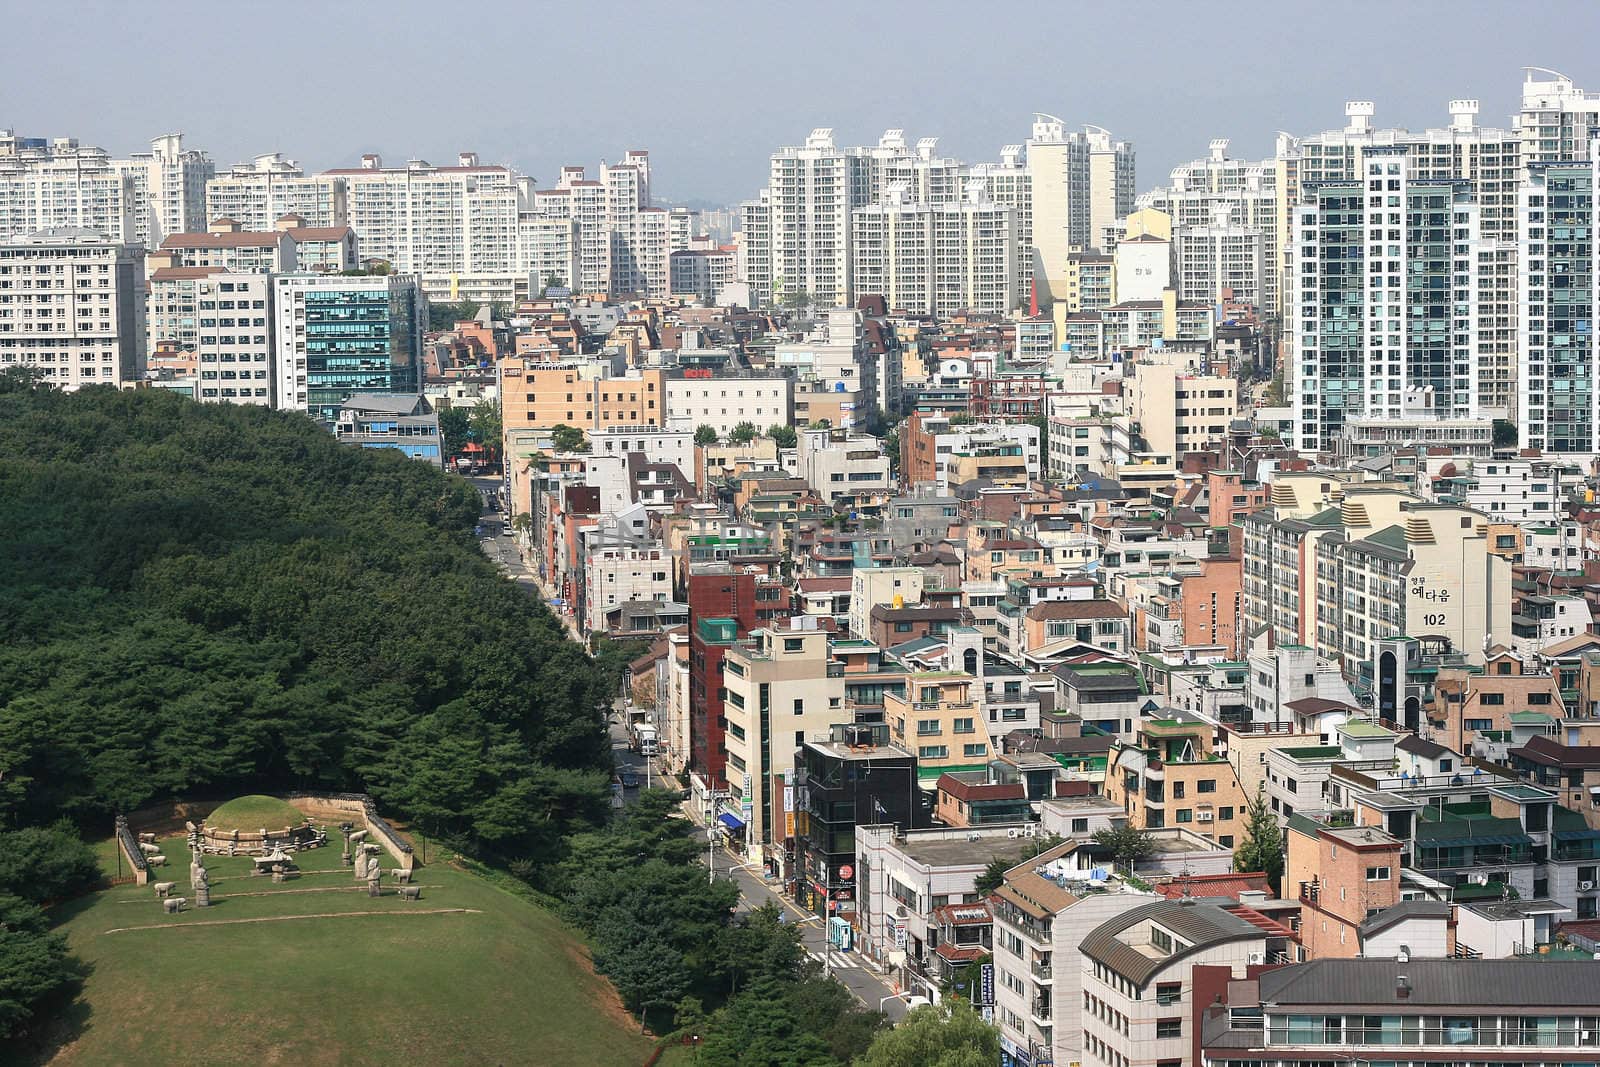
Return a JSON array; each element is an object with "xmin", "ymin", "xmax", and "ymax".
[{"xmin": 1270, "ymin": 484, "xmax": 1297, "ymax": 508}]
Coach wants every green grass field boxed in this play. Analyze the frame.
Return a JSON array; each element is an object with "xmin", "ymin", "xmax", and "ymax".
[{"xmin": 33, "ymin": 831, "xmax": 653, "ymax": 1066}]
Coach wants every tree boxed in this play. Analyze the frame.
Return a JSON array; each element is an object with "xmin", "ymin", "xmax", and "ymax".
[
  {"xmin": 469, "ymin": 398, "xmax": 502, "ymax": 460},
  {"xmin": 940, "ymin": 952, "xmax": 990, "ymax": 1004},
  {"xmin": 1091, "ymin": 825, "xmax": 1157, "ymax": 874},
  {"xmin": 0, "ymin": 894, "xmax": 82, "ymax": 1040},
  {"xmin": 1027, "ymin": 414, "xmax": 1049, "ymax": 483},
  {"xmin": 729, "ymin": 421, "xmax": 759, "ymax": 445},
  {"xmin": 438, "ymin": 406, "xmax": 471, "ymax": 458},
  {"xmin": 694, "ymin": 424, "xmax": 720, "ymax": 447},
  {"xmin": 974, "ymin": 855, "xmax": 1011, "ymax": 897},
  {"xmin": 1233, "ymin": 786, "xmax": 1284, "ymax": 893},
  {"xmin": 593, "ymin": 929, "xmax": 687, "ymax": 1033},
  {"xmin": 1493, "ymin": 419, "xmax": 1517, "ymax": 448},
  {"xmin": 768, "ymin": 424, "xmax": 797, "ymax": 449},
  {"xmin": 807, "ymin": 419, "xmax": 832, "ymax": 430},
  {"xmin": 0, "ymin": 822, "xmax": 100, "ymax": 905},
  {"xmin": 857, "ymin": 1000, "xmax": 999, "ymax": 1067},
  {"xmin": 550, "ymin": 423, "xmax": 589, "ymax": 454}
]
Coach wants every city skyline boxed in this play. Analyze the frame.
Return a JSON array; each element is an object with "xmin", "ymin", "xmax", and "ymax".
[{"xmin": 6, "ymin": 1, "xmax": 1600, "ymax": 205}]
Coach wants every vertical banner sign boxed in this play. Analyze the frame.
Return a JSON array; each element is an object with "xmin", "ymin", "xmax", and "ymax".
[{"xmin": 980, "ymin": 962, "xmax": 995, "ymax": 1006}]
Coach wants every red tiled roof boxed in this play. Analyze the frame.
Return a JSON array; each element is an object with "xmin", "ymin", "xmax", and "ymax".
[{"xmin": 1155, "ymin": 872, "xmax": 1271, "ymax": 901}]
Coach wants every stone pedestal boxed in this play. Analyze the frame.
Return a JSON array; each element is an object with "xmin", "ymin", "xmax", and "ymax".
[{"xmin": 195, "ymin": 885, "xmax": 211, "ymax": 907}]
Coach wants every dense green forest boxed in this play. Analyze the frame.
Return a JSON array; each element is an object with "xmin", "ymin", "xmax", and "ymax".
[{"xmin": 0, "ymin": 375, "xmax": 613, "ymax": 856}]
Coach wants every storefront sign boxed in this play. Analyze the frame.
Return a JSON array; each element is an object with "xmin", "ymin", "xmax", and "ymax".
[{"xmin": 979, "ymin": 962, "xmax": 995, "ymax": 1007}]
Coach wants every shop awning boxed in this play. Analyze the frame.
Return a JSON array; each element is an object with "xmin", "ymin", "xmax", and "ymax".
[{"xmin": 717, "ymin": 812, "xmax": 745, "ymax": 831}]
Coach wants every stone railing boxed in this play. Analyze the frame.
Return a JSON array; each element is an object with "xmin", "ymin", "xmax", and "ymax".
[{"xmin": 114, "ymin": 815, "xmax": 150, "ymax": 886}]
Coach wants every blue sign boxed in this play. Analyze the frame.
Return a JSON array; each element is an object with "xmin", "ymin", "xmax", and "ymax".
[{"xmin": 979, "ymin": 961, "xmax": 995, "ymax": 1006}]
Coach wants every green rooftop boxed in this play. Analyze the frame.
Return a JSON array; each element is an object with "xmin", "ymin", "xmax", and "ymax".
[
  {"xmin": 1340, "ymin": 720, "xmax": 1395, "ymax": 739},
  {"xmin": 1281, "ymin": 746, "xmax": 1343, "ymax": 760}
]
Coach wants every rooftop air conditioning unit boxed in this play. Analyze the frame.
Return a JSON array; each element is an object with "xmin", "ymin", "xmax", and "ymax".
[
  {"xmin": 1008, "ymin": 828, "xmax": 1020, "ymax": 839},
  {"xmin": 1196, "ymin": 811, "xmax": 1214, "ymax": 822},
  {"xmin": 1023, "ymin": 826, "xmax": 1038, "ymax": 838}
]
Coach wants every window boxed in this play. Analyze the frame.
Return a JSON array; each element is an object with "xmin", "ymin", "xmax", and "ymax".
[
  {"xmin": 1218, "ymin": 806, "xmax": 1234, "ymax": 820},
  {"xmin": 1218, "ymin": 835, "xmax": 1234, "ymax": 847},
  {"xmin": 1176, "ymin": 809, "xmax": 1192, "ymax": 823},
  {"xmin": 963, "ymin": 744, "xmax": 987, "ymax": 758},
  {"xmin": 1197, "ymin": 779, "xmax": 1216, "ymax": 794},
  {"xmin": 783, "ymin": 638, "xmax": 804, "ymax": 652},
  {"xmin": 918, "ymin": 745, "xmax": 947, "ymax": 759},
  {"xmin": 793, "ymin": 698, "xmax": 804, "ymax": 716},
  {"xmin": 1156, "ymin": 1018, "xmax": 1182, "ymax": 1039},
  {"xmin": 953, "ymin": 718, "xmax": 975, "ymax": 734},
  {"xmin": 917, "ymin": 719, "xmax": 941, "ymax": 736},
  {"xmin": 1155, "ymin": 983, "xmax": 1181, "ymax": 1006},
  {"xmin": 1071, "ymin": 818, "xmax": 1089, "ymax": 833},
  {"xmin": 1366, "ymin": 866, "xmax": 1391, "ymax": 881},
  {"xmin": 1481, "ymin": 692, "xmax": 1505, "ymax": 705}
]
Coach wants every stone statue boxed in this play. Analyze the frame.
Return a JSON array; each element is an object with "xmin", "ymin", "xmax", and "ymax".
[{"xmin": 367, "ymin": 868, "xmax": 382, "ymax": 898}]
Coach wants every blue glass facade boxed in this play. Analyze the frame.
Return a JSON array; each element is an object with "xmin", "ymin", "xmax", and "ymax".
[{"xmin": 302, "ymin": 283, "xmax": 420, "ymax": 423}]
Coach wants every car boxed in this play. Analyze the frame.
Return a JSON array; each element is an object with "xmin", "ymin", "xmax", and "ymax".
[{"xmin": 619, "ymin": 768, "xmax": 640, "ymax": 789}]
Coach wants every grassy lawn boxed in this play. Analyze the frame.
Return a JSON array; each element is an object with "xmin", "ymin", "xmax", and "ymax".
[{"xmin": 33, "ymin": 831, "xmax": 653, "ymax": 1066}]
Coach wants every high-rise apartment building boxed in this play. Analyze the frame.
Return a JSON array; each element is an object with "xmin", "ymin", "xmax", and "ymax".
[
  {"xmin": 760, "ymin": 128, "xmax": 872, "ymax": 307},
  {"xmin": 0, "ymin": 228, "xmax": 145, "ymax": 388},
  {"xmin": 849, "ymin": 183, "xmax": 1018, "ymax": 315},
  {"xmin": 1284, "ymin": 100, "xmax": 1521, "ymax": 418},
  {"xmin": 1519, "ymin": 151, "xmax": 1598, "ymax": 455},
  {"xmin": 112, "ymin": 133, "xmax": 213, "ymax": 247},
  {"xmin": 1290, "ymin": 148, "xmax": 1486, "ymax": 451},
  {"xmin": 1517, "ymin": 66, "xmax": 1600, "ymax": 166},
  {"xmin": 529, "ymin": 151, "xmax": 667, "ymax": 297},
  {"xmin": 272, "ymin": 273, "xmax": 425, "ymax": 422},
  {"xmin": 1141, "ymin": 139, "xmax": 1279, "ymax": 311},
  {"xmin": 206, "ymin": 154, "xmax": 348, "ymax": 230},
  {"xmin": 0, "ymin": 140, "xmax": 135, "ymax": 242},
  {"xmin": 968, "ymin": 145, "xmax": 1033, "ymax": 298},
  {"xmin": 334, "ymin": 153, "xmax": 522, "ymax": 291},
  {"xmin": 1027, "ymin": 116, "xmax": 1134, "ymax": 303}
]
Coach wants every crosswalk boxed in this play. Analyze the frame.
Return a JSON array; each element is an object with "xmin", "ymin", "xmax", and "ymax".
[{"xmin": 807, "ymin": 949, "xmax": 857, "ymax": 972}]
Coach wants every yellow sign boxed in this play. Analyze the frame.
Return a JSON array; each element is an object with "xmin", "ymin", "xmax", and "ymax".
[{"xmin": 785, "ymin": 813, "xmax": 795, "ymax": 838}]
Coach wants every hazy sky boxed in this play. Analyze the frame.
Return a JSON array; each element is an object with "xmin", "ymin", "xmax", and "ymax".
[{"xmin": 5, "ymin": 1, "xmax": 1600, "ymax": 207}]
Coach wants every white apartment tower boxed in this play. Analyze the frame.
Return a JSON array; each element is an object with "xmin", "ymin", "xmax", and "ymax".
[
  {"xmin": 1140, "ymin": 139, "xmax": 1280, "ymax": 311},
  {"xmin": 206, "ymin": 154, "xmax": 349, "ymax": 230},
  {"xmin": 530, "ymin": 151, "xmax": 666, "ymax": 297},
  {"xmin": 1290, "ymin": 148, "xmax": 1486, "ymax": 451},
  {"xmin": 1517, "ymin": 67, "xmax": 1600, "ymax": 166},
  {"xmin": 849, "ymin": 182, "xmax": 1018, "ymax": 316},
  {"xmin": 112, "ymin": 133, "xmax": 214, "ymax": 247},
  {"xmin": 0, "ymin": 140, "xmax": 135, "ymax": 242},
  {"xmin": 0, "ymin": 228, "xmax": 145, "ymax": 388}
]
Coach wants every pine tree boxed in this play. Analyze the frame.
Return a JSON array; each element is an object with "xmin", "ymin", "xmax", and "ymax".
[{"xmin": 1233, "ymin": 785, "xmax": 1284, "ymax": 893}]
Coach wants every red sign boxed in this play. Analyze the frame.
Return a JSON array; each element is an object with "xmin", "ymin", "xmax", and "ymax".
[
  {"xmin": 683, "ymin": 368, "xmax": 713, "ymax": 379},
  {"xmin": 838, "ymin": 864, "xmax": 854, "ymax": 880}
]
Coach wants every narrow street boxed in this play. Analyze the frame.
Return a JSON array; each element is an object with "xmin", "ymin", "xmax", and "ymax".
[{"xmin": 476, "ymin": 482, "xmax": 911, "ymax": 1023}]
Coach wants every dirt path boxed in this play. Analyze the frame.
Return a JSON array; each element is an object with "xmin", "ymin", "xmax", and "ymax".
[
  {"xmin": 103, "ymin": 908, "xmax": 480, "ymax": 934},
  {"xmin": 113, "ymin": 884, "xmax": 439, "ymax": 903}
]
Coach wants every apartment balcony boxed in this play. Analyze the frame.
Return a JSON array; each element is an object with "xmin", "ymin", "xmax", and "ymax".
[
  {"xmin": 1030, "ymin": 996, "xmax": 1052, "ymax": 1023},
  {"xmin": 1030, "ymin": 959, "xmax": 1053, "ymax": 983}
]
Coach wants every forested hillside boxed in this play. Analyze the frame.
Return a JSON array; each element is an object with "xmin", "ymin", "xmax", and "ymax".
[{"xmin": 0, "ymin": 375, "xmax": 612, "ymax": 859}]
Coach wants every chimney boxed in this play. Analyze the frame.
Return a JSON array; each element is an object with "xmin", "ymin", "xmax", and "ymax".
[{"xmin": 1396, "ymin": 974, "xmax": 1411, "ymax": 1000}]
